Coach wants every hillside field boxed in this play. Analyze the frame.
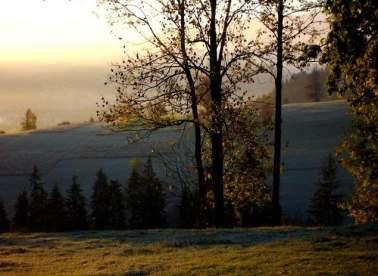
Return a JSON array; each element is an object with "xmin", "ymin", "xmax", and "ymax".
[
  {"xmin": 0, "ymin": 225, "xmax": 377, "ymax": 275},
  {"xmin": 0, "ymin": 101, "xmax": 351, "ymax": 223}
]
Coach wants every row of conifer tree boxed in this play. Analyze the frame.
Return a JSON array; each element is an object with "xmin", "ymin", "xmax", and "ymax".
[{"xmin": 0, "ymin": 158, "xmax": 166, "ymax": 232}]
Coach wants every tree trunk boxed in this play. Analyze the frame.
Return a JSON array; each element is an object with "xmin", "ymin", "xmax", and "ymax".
[
  {"xmin": 209, "ymin": 0, "xmax": 224, "ymax": 227},
  {"xmin": 178, "ymin": 0, "xmax": 207, "ymax": 227},
  {"xmin": 272, "ymin": 0, "xmax": 284, "ymax": 225}
]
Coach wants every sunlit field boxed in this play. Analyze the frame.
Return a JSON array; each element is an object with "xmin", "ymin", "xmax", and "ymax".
[{"xmin": 1, "ymin": 225, "xmax": 377, "ymax": 275}]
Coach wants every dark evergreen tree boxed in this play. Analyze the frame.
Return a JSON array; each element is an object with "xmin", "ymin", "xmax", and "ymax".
[
  {"xmin": 66, "ymin": 176, "xmax": 88, "ymax": 230},
  {"xmin": 179, "ymin": 186, "xmax": 199, "ymax": 228},
  {"xmin": 0, "ymin": 199, "xmax": 10, "ymax": 233},
  {"xmin": 126, "ymin": 159, "xmax": 166, "ymax": 229},
  {"xmin": 108, "ymin": 180, "xmax": 126, "ymax": 229},
  {"xmin": 13, "ymin": 191, "xmax": 29, "ymax": 231},
  {"xmin": 308, "ymin": 154, "xmax": 343, "ymax": 226},
  {"xmin": 90, "ymin": 169, "xmax": 110, "ymax": 229},
  {"xmin": 126, "ymin": 166, "xmax": 145, "ymax": 229},
  {"xmin": 47, "ymin": 184, "xmax": 67, "ymax": 232},
  {"xmin": 142, "ymin": 158, "xmax": 165, "ymax": 228},
  {"xmin": 28, "ymin": 166, "xmax": 48, "ymax": 231}
]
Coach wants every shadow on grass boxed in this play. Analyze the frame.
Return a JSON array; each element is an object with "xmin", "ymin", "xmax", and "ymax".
[{"xmin": 1, "ymin": 224, "xmax": 377, "ymax": 250}]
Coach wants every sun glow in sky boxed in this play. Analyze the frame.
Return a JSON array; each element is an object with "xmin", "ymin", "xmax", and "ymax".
[
  {"xmin": 0, "ymin": 0, "xmax": 122, "ymax": 65},
  {"xmin": 0, "ymin": 0, "xmax": 131, "ymax": 132}
]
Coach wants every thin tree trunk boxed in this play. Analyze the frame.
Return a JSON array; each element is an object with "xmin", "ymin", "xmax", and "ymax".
[
  {"xmin": 272, "ymin": 0, "xmax": 284, "ymax": 225},
  {"xmin": 178, "ymin": 0, "xmax": 207, "ymax": 227},
  {"xmin": 209, "ymin": 0, "xmax": 224, "ymax": 227}
]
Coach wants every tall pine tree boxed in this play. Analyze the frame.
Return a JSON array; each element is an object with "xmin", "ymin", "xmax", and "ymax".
[
  {"xmin": 142, "ymin": 158, "xmax": 165, "ymax": 228},
  {"xmin": 66, "ymin": 176, "xmax": 88, "ymax": 231},
  {"xmin": 47, "ymin": 184, "xmax": 67, "ymax": 232},
  {"xmin": 0, "ymin": 199, "xmax": 10, "ymax": 233},
  {"xmin": 90, "ymin": 169, "xmax": 110, "ymax": 229},
  {"xmin": 126, "ymin": 165, "xmax": 145, "ymax": 229},
  {"xmin": 308, "ymin": 154, "xmax": 343, "ymax": 226},
  {"xmin": 13, "ymin": 191, "xmax": 29, "ymax": 231},
  {"xmin": 108, "ymin": 180, "xmax": 126, "ymax": 229},
  {"xmin": 28, "ymin": 166, "xmax": 48, "ymax": 231}
]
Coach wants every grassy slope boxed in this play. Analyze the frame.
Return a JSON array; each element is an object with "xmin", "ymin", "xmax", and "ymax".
[{"xmin": 0, "ymin": 225, "xmax": 377, "ymax": 275}]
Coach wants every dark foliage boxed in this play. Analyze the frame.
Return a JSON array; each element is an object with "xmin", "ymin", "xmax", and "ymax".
[
  {"xmin": 12, "ymin": 191, "xmax": 29, "ymax": 231},
  {"xmin": 126, "ymin": 158, "xmax": 165, "ymax": 229},
  {"xmin": 0, "ymin": 199, "xmax": 10, "ymax": 233},
  {"xmin": 108, "ymin": 180, "xmax": 126, "ymax": 229},
  {"xmin": 90, "ymin": 169, "xmax": 111, "ymax": 229},
  {"xmin": 65, "ymin": 176, "xmax": 88, "ymax": 230},
  {"xmin": 308, "ymin": 154, "xmax": 343, "ymax": 226},
  {"xmin": 47, "ymin": 184, "xmax": 67, "ymax": 232},
  {"xmin": 126, "ymin": 166, "xmax": 145, "ymax": 228},
  {"xmin": 28, "ymin": 166, "xmax": 48, "ymax": 231},
  {"xmin": 321, "ymin": 0, "xmax": 378, "ymax": 224},
  {"xmin": 179, "ymin": 186, "xmax": 200, "ymax": 228}
]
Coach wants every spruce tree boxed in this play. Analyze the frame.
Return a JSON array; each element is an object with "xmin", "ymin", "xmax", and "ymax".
[
  {"xmin": 66, "ymin": 176, "xmax": 88, "ymax": 230},
  {"xmin": 21, "ymin": 108, "xmax": 37, "ymax": 131},
  {"xmin": 308, "ymin": 154, "xmax": 343, "ymax": 226},
  {"xmin": 142, "ymin": 157, "xmax": 165, "ymax": 228},
  {"xmin": 108, "ymin": 180, "xmax": 126, "ymax": 229},
  {"xmin": 28, "ymin": 166, "xmax": 48, "ymax": 231},
  {"xmin": 91, "ymin": 169, "xmax": 110, "ymax": 229},
  {"xmin": 179, "ymin": 186, "xmax": 199, "ymax": 228},
  {"xmin": 13, "ymin": 191, "xmax": 29, "ymax": 231},
  {"xmin": 126, "ymin": 166, "xmax": 145, "ymax": 229},
  {"xmin": 47, "ymin": 184, "xmax": 67, "ymax": 232},
  {"xmin": 0, "ymin": 199, "xmax": 10, "ymax": 233}
]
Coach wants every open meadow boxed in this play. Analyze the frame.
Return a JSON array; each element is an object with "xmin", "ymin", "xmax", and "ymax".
[{"xmin": 0, "ymin": 225, "xmax": 377, "ymax": 275}]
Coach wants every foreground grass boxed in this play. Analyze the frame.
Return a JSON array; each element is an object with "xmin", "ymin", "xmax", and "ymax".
[{"xmin": 0, "ymin": 225, "xmax": 377, "ymax": 275}]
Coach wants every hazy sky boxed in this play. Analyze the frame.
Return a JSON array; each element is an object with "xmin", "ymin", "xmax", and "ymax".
[
  {"xmin": 0, "ymin": 0, "xmax": 125, "ymax": 132},
  {"xmin": 0, "ymin": 0, "xmax": 272, "ymax": 133},
  {"xmin": 0, "ymin": 0, "xmax": 123, "ymax": 65}
]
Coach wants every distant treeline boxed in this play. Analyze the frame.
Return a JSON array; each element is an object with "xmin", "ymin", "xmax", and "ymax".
[
  {"xmin": 0, "ymin": 154, "xmax": 345, "ymax": 233},
  {"xmin": 0, "ymin": 158, "xmax": 166, "ymax": 232}
]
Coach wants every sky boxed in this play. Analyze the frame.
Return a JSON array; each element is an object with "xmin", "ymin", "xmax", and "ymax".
[
  {"xmin": 0, "ymin": 0, "xmax": 127, "ymax": 132},
  {"xmin": 0, "ymin": 0, "xmax": 273, "ymax": 133},
  {"xmin": 0, "ymin": 0, "xmax": 122, "ymax": 65}
]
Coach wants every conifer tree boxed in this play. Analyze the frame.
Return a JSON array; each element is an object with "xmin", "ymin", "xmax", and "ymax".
[
  {"xmin": 91, "ymin": 169, "xmax": 110, "ymax": 229},
  {"xmin": 0, "ymin": 199, "xmax": 10, "ymax": 233},
  {"xmin": 47, "ymin": 184, "xmax": 67, "ymax": 232},
  {"xmin": 142, "ymin": 158, "xmax": 165, "ymax": 228},
  {"xmin": 179, "ymin": 186, "xmax": 199, "ymax": 228},
  {"xmin": 29, "ymin": 166, "xmax": 48, "ymax": 231},
  {"xmin": 13, "ymin": 191, "xmax": 29, "ymax": 231},
  {"xmin": 308, "ymin": 154, "xmax": 343, "ymax": 226},
  {"xmin": 108, "ymin": 180, "xmax": 126, "ymax": 229},
  {"xmin": 66, "ymin": 176, "xmax": 88, "ymax": 230},
  {"xmin": 21, "ymin": 108, "xmax": 37, "ymax": 131},
  {"xmin": 126, "ymin": 166, "xmax": 145, "ymax": 229}
]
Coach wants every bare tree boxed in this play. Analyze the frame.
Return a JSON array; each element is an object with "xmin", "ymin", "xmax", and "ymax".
[
  {"xmin": 98, "ymin": 0, "xmax": 264, "ymax": 226},
  {"xmin": 256, "ymin": 0, "xmax": 324, "ymax": 224}
]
